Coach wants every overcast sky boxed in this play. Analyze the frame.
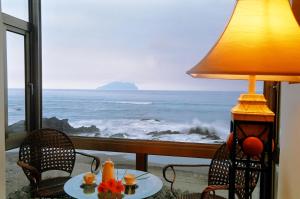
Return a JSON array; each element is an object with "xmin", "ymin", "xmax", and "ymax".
[{"xmin": 2, "ymin": 0, "xmax": 263, "ymax": 91}]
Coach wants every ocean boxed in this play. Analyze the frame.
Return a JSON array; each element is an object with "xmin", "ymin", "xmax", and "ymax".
[{"xmin": 8, "ymin": 89, "xmax": 242, "ymax": 143}]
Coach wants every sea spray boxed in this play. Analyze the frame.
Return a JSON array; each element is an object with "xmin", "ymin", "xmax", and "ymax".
[{"xmin": 70, "ymin": 118, "xmax": 228, "ymax": 143}]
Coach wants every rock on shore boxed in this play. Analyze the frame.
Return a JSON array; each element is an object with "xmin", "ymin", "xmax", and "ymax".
[
  {"xmin": 188, "ymin": 127, "xmax": 221, "ymax": 140},
  {"xmin": 42, "ymin": 117, "xmax": 100, "ymax": 134},
  {"xmin": 7, "ymin": 120, "xmax": 26, "ymax": 133},
  {"xmin": 146, "ymin": 126, "xmax": 221, "ymax": 141},
  {"xmin": 147, "ymin": 130, "xmax": 181, "ymax": 136},
  {"xmin": 7, "ymin": 117, "xmax": 100, "ymax": 134}
]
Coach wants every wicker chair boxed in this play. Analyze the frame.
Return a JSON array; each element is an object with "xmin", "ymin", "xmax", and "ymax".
[
  {"xmin": 163, "ymin": 143, "xmax": 260, "ymax": 199},
  {"xmin": 17, "ymin": 128, "xmax": 100, "ymax": 198}
]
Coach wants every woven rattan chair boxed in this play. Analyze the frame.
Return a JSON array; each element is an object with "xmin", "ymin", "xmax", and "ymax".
[
  {"xmin": 163, "ymin": 143, "xmax": 260, "ymax": 199},
  {"xmin": 17, "ymin": 128, "xmax": 100, "ymax": 198}
]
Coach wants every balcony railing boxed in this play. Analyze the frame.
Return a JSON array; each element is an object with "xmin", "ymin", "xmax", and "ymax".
[{"xmin": 71, "ymin": 136, "xmax": 220, "ymax": 171}]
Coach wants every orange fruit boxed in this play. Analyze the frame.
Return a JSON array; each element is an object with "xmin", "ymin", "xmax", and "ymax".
[
  {"xmin": 124, "ymin": 174, "xmax": 136, "ymax": 185},
  {"xmin": 242, "ymin": 137, "xmax": 264, "ymax": 156},
  {"xmin": 84, "ymin": 172, "xmax": 95, "ymax": 184}
]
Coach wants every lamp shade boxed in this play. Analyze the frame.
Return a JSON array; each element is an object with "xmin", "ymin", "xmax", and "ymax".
[{"xmin": 187, "ymin": 0, "xmax": 300, "ymax": 82}]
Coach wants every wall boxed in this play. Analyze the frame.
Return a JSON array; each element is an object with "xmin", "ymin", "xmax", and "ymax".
[
  {"xmin": 0, "ymin": 4, "xmax": 6, "ymax": 198},
  {"xmin": 278, "ymin": 83, "xmax": 300, "ymax": 199}
]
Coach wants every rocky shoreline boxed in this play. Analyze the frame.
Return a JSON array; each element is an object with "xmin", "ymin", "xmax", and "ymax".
[
  {"xmin": 42, "ymin": 117, "xmax": 100, "ymax": 134},
  {"xmin": 147, "ymin": 126, "xmax": 221, "ymax": 141},
  {"xmin": 8, "ymin": 117, "xmax": 100, "ymax": 134},
  {"xmin": 8, "ymin": 117, "xmax": 222, "ymax": 142}
]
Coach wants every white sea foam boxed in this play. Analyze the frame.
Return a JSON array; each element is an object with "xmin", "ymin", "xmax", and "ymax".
[
  {"xmin": 189, "ymin": 118, "xmax": 229, "ymax": 140},
  {"xmin": 70, "ymin": 118, "xmax": 229, "ymax": 143}
]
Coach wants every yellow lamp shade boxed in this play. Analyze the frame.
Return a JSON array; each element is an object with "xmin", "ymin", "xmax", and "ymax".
[{"xmin": 187, "ymin": 0, "xmax": 300, "ymax": 82}]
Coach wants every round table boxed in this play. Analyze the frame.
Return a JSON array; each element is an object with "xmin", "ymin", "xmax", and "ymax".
[{"xmin": 64, "ymin": 169, "xmax": 163, "ymax": 199}]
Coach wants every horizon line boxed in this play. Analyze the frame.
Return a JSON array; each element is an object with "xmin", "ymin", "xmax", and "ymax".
[{"xmin": 7, "ymin": 87, "xmax": 262, "ymax": 92}]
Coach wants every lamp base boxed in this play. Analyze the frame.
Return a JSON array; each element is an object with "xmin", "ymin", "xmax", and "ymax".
[{"xmin": 231, "ymin": 94, "xmax": 275, "ymax": 122}]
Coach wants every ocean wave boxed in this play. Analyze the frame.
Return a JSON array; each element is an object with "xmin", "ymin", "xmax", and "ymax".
[
  {"xmin": 102, "ymin": 100, "xmax": 153, "ymax": 105},
  {"xmin": 69, "ymin": 118, "xmax": 229, "ymax": 143}
]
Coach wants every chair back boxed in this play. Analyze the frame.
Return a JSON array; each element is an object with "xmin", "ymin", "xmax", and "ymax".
[
  {"xmin": 208, "ymin": 144, "xmax": 260, "ymax": 199},
  {"xmin": 19, "ymin": 128, "xmax": 76, "ymax": 181}
]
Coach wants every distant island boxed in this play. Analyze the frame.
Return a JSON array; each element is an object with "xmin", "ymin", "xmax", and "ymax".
[{"xmin": 97, "ymin": 81, "xmax": 138, "ymax": 90}]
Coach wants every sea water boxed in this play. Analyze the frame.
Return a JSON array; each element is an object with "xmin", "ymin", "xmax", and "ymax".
[{"xmin": 8, "ymin": 89, "xmax": 242, "ymax": 143}]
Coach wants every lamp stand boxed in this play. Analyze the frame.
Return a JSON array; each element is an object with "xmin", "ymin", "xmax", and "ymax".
[{"xmin": 228, "ymin": 77, "xmax": 275, "ymax": 199}]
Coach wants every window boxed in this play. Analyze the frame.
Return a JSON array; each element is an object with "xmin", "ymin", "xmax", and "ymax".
[
  {"xmin": 2, "ymin": 1, "xmax": 42, "ymax": 149},
  {"xmin": 4, "ymin": 27, "xmax": 30, "ymax": 149},
  {"xmin": 6, "ymin": 32, "xmax": 26, "ymax": 135},
  {"xmin": 2, "ymin": 1, "xmax": 277, "ymax": 197}
]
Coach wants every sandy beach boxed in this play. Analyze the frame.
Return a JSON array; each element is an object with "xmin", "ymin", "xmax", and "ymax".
[{"xmin": 6, "ymin": 149, "xmax": 259, "ymax": 199}]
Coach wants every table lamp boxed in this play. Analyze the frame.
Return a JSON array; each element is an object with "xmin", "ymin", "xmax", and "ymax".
[{"xmin": 187, "ymin": 0, "xmax": 300, "ymax": 198}]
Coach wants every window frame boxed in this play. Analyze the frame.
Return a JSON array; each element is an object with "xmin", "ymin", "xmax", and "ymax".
[
  {"xmin": 1, "ymin": 1, "xmax": 280, "ymax": 168},
  {"xmin": 2, "ymin": 0, "xmax": 42, "ymax": 150},
  {"xmin": 3, "ymin": 14, "xmax": 30, "ymax": 148}
]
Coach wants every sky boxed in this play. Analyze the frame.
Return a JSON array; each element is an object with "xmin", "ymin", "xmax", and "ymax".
[{"xmin": 2, "ymin": 0, "xmax": 263, "ymax": 91}]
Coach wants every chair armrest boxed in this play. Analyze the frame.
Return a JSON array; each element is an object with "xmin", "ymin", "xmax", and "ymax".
[
  {"xmin": 201, "ymin": 184, "xmax": 245, "ymax": 199},
  {"xmin": 200, "ymin": 185, "xmax": 229, "ymax": 199},
  {"xmin": 162, "ymin": 164, "xmax": 210, "ymax": 197},
  {"xmin": 75, "ymin": 151, "xmax": 100, "ymax": 173},
  {"xmin": 163, "ymin": 164, "xmax": 210, "ymax": 183},
  {"xmin": 17, "ymin": 161, "xmax": 41, "ymax": 185}
]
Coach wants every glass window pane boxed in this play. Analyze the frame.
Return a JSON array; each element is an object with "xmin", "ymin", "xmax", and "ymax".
[
  {"xmin": 41, "ymin": 1, "xmax": 265, "ymax": 144},
  {"xmin": 6, "ymin": 32, "xmax": 26, "ymax": 134},
  {"xmin": 1, "ymin": 0, "xmax": 28, "ymax": 21}
]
